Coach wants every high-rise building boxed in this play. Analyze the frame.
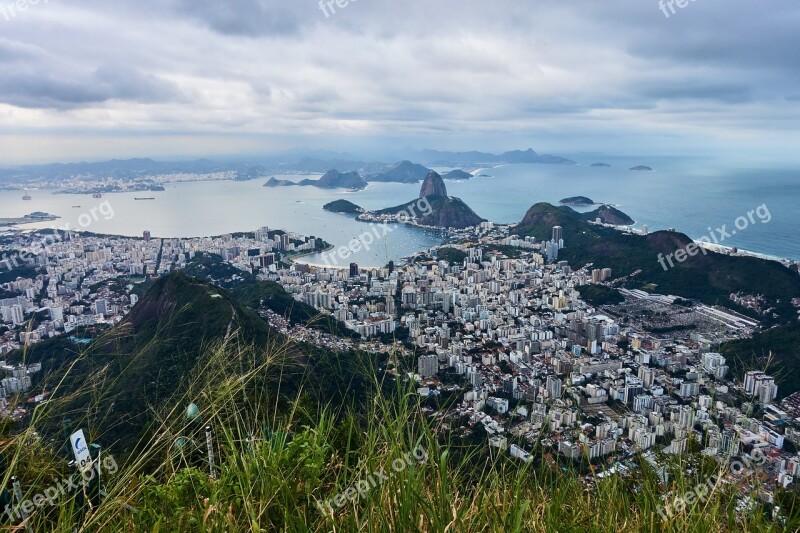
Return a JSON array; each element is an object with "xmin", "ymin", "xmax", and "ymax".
[
  {"xmin": 721, "ymin": 429, "xmax": 739, "ymax": 457},
  {"xmin": 701, "ymin": 352, "xmax": 729, "ymax": 379},
  {"xmin": 93, "ymin": 298, "xmax": 108, "ymax": 316},
  {"xmin": 349, "ymin": 263, "xmax": 359, "ymax": 278},
  {"xmin": 418, "ymin": 354, "xmax": 438, "ymax": 378},
  {"xmin": 552, "ymin": 226, "xmax": 563, "ymax": 244},
  {"xmin": 49, "ymin": 307, "xmax": 64, "ymax": 322},
  {"xmin": 546, "ymin": 375, "xmax": 562, "ymax": 399},
  {"xmin": 143, "ymin": 230, "xmax": 151, "ymax": 242},
  {"xmin": 744, "ymin": 371, "xmax": 778, "ymax": 403},
  {"xmin": 259, "ymin": 253, "xmax": 276, "ymax": 268}
]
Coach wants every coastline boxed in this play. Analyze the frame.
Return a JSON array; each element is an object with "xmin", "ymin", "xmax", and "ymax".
[{"xmin": 594, "ymin": 219, "xmax": 797, "ymax": 266}]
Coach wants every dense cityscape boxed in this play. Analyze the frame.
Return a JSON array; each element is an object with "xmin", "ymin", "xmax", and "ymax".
[
  {"xmin": 3, "ymin": 1, "xmax": 800, "ymax": 529},
  {"xmin": 3, "ymin": 212, "xmax": 799, "ymax": 515}
]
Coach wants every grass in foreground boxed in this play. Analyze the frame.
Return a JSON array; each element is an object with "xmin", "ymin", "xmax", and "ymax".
[{"xmin": 0, "ymin": 335, "xmax": 797, "ymax": 532}]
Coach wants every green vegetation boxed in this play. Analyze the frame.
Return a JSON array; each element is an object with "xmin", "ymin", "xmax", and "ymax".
[
  {"xmin": 0, "ymin": 264, "xmax": 40, "ymax": 284},
  {"xmin": 514, "ymin": 203, "xmax": 800, "ymax": 324},
  {"xmin": 175, "ymin": 253, "xmax": 349, "ymax": 336},
  {"xmin": 581, "ymin": 205, "xmax": 635, "ymax": 226},
  {"xmin": 0, "ymin": 334, "xmax": 796, "ymax": 531},
  {"xmin": 7, "ymin": 270, "xmax": 358, "ymax": 449},
  {"xmin": 721, "ymin": 321, "xmax": 800, "ymax": 399},
  {"xmin": 577, "ymin": 284, "xmax": 624, "ymax": 306},
  {"xmin": 323, "ymin": 200, "xmax": 363, "ymax": 214},
  {"xmin": 482, "ymin": 244, "xmax": 524, "ymax": 259},
  {"xmin": 560, "ymin": 196, "xmax": 595, "ymax": 206},
  {"xmin": 435, "ymin": 247, "xmax": 467, "ymax": 266},
  {"xmin": 231, "ymin": 280, "xmax": 357, "ymax": 338}
]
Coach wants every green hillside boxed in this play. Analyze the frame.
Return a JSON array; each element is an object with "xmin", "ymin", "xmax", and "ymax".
[
  {"xmin": 0, "ymin": 347, "xmax": 794, "ymax": 531},
  {"xmin": 515, "ymin": 203, "xmax": 800, "ymax": 324},
  {"xmin": 721, "ymin": 321, "xmax": 800, "ymax": 399},
  {"xmin": 231, "ymin": 280, "xmax": 358, "ymax": 339}
]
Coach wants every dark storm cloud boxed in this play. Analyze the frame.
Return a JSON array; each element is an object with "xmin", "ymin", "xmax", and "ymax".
[
  {"xmin": 1, "ymin": 0, "xmax": 800, "ymax": 162},
  {"xmin": 0, "ymin": 65, "xmax": 181, "ymax": 109}
]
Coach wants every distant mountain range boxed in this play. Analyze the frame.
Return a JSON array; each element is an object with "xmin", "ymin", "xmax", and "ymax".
[
  {"xmin": 411, "ymin": 148, "xmax": 575, "ymax": 167},
  {"xmin": 366, "ymin": 161, "xmax": 432, "ymax": 183},
  {"xmin": 276, "ymin": 148, "xmax": 574, "ymax": 174},
  {"xmin": 0, "ymin": 157, "xmax": 270, "ymax": 182},
  {"xmin": 0, "ymin": 148, "xmax": 573, "ymax": 185}
]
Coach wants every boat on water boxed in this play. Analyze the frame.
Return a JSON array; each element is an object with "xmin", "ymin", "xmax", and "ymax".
[
  {"xmin": 92, "ymin": 193, "xmax": 102, "ymax": 198},
  {"xmin": 135, "ymin": 197, "xmax": 156, "ymax": 200},
  {"xmin": 22, "ymin": 194, "xmax": 31, "ymax": 200},
  {"xmin": 72, "ymin": 205, "xmax": 81, "ymax": 208}
]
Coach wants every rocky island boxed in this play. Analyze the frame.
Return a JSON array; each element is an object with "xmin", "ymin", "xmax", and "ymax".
[
  {"xmin": 263, "ymin": 177, "xmax": 296, "ymax": 187},
  {"xmin": 368, "ymin": 171, "xmax": 485, "ymax": 229},
  {"xmin": 560, "ymin": 196, "xmax": 596, "ymax": 207},
  {"xmin": 629, "ymin": 165, "xmax": 654, "ymax": 171},
  {"xmin": 0, "ymin": 212, "xmax": 60, "ymax": 226},
  {"xmin": 265, "ymin": 169, "xmax": 368, "ymax": 191},
  {"xmin": 442, "ymin": 169, "xmax": 473, "ymax": 181},
  {"xmin": 323, "ymin": 200, "xmax": 364, "ymax": 214}
]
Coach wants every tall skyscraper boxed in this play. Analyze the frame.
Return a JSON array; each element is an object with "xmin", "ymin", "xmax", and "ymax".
[
  {"xmin": 552, "ymin": 226, "xmax": 563, "ymax": 244},
  {"xmin": 546, "ymin": 375, "xmax": 562, "ymax": 399},
  {"xmin": 143, "ymin": 230, "xmax": 151, "ymax": 242},
  {"xmin": 349, "ymin": 263, "xmax": 359, "ymax": 278}
]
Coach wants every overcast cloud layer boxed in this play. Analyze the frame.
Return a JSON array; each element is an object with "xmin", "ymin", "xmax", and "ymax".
[{"xmin": 1, "ymin": 0, "xmax": 799, "ymax": 163}]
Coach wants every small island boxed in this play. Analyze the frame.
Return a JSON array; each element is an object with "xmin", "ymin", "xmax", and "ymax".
[
  {"xmin": 560, "ymin": 196, "xmax": 596, "ymax": 207},
  {"xmin": 442, "ymin": 169, "xmax": 473, "ymax": 181},
  {"xmin": 590, "ymin": 163, "xmax": 611, "ymax": 167},
  {"xmin": 264, "ymin": 177, "xmax": 296, "ymax": 187},
  {"xmin": 265, "ymin": 170, "xmax": 368, "ymax": 191},
  {"xmin": 323, "ymin": 199, "xmax": 364, "ymax": 214},
  {"xmin": 0, "ymin": 212, "xmax": 60, "ymax": 226},
  {"xmin": 629, "ymin": 165, "xmax": 654, "ymax": 172}
]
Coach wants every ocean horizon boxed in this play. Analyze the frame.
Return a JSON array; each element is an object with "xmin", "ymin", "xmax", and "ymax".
[{"xmin": 1, "ymin": 157, "xmax": 798, "ymax": 265}]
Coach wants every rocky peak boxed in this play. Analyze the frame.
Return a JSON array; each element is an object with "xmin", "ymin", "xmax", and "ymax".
[{"xmin": 419, "ymin": 171, "xmax": 448, "ymax": 199}]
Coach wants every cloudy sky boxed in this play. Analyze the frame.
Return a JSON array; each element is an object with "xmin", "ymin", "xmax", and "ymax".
[{"xmin": 1, "ymin": 0, "xmax": 799, "ymax": 164}]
